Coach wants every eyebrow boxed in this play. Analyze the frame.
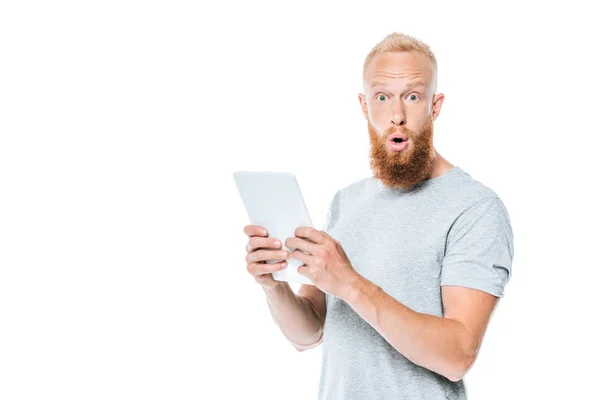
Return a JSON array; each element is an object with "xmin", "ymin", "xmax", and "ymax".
[{"xmin": 370, "ymin": 81, "xmax": 426, "ymax": 90}]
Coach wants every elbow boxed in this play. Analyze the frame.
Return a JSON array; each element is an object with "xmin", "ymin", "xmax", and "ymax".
[
  {"xmin": 294, "ymin": 333, "xmax": 323, "ymax": 352},
  {"xmin": 445, "ymin": 330, "xmax": 479, "ymax": 382},
  {"xmin": 446, "ymin": 355, "xmax": 475, "ymax": 382}
]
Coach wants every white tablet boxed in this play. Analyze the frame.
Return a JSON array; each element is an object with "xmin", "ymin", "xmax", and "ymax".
[{"xmin": 233, "ymin": 171, "xmax": 314, "ymax": 285}]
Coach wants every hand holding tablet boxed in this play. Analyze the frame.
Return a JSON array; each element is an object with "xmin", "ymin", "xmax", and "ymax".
[
  {"xmin": 233, "ymin": 171, "xmax": 315, "ymax": 285},
  {"xmin": 242, "ymin": 224, "xmax": 291, "ymax": 290}
]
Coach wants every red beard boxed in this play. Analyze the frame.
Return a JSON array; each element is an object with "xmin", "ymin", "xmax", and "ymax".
[{"xmin": 368, "ymin": 116, "xmax": 436, "ymax": 190}]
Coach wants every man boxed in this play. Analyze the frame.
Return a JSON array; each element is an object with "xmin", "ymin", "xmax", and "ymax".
[{"xmin": 244, "ymin": 32, "xmax": 514, "ymax": 400}]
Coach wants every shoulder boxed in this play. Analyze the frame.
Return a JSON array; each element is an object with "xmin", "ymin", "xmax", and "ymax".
[
  {"xmin": 451, "ymin": 167, "xmax": 507, "ymax": 212},
  {"xmin": 334, "ymin": 176, "xmax": 376, "ymax": 200}
]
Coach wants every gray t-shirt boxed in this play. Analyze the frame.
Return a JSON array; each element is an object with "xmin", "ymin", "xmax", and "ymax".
[{"xmin": 317, "ymin": 166, "xmax": 514, "ymax": 400}]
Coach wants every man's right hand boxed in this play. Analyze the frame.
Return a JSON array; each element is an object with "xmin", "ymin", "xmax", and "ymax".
[{"xmin": 244, "ymin": 225, "xmax": 289, "ymax": 290}]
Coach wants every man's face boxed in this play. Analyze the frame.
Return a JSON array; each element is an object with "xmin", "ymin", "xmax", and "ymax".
[{"xmin": 359, "ymin": 51, "xmax": 441, "ymax": 189}]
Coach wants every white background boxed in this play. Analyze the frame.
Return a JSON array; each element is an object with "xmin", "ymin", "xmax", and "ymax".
[{"xmin": 1, "ymin": 1, "xmax": 599, "ymax": 399}]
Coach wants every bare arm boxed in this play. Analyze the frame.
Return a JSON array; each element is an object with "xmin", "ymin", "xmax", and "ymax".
[
  {"xmin": 263, "ymin": 282, "xmax": 324, "ymax": 351},
  {"xmin": 344, "ymin": 277, "xmax": 499, "ymax": 382}
]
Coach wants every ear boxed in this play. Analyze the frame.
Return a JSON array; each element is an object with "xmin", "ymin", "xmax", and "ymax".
[
  {"xmin": 358, "ymin": 93, "xmax": 369, "ymax": 121},
  {"xmin": 432, "ymin": 93, "xmax": 445, "ymax": 120}
]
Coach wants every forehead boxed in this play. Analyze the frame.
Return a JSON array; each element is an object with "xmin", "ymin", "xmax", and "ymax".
[{"xmin": 364, "ymin": 51, "xmax": 433, "ymax": 89}]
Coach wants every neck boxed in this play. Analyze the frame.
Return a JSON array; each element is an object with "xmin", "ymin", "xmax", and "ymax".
[{"xmin": 427, "ymin": 151, "xmax": 454, "ymax": 180}]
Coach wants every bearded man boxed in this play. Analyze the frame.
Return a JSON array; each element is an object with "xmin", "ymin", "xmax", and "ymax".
[{"xmin": 244, "ymin": 32, "xmax": 514, "ymax": 400}]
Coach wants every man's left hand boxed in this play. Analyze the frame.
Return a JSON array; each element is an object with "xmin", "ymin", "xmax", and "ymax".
[{"xmin": 285, "ymin": 226, "xmax": 360, "ymax": 299}]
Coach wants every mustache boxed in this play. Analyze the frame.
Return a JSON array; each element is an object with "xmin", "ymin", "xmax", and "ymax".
[
  {"xmin": 384, "ymin": 126, "xmax": 414, "ymax": 139},
  {"xmin": 382, "ymin": 116, "xmax": 433, "ymax": 139}
]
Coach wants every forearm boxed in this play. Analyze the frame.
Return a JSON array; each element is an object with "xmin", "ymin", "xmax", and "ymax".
[
  {"xmin": 343, "ymin": 276, "xmax": 472, "ymax": 381},
  {"xmin": 263, "ymin": 282, "xmax": 323, "ymax": 350}
]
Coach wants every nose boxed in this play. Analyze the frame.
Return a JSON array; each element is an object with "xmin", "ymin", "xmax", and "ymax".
[{"xmin": 390, "ymin": 99, "xmax": 406, "ymax": 126}]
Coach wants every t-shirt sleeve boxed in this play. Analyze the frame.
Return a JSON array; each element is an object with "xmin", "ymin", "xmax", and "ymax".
[
  {"xmin": 321, "ymin": 190, "xmax": 341, "ymax": 234},
  {"xmin": 440, "ymin": 196, "xmax": 514, "ymax": 298}
]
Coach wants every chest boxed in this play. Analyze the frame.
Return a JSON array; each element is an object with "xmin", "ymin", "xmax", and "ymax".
[{"xmin": 327, "ymin": 196, "xmax": 457, "ymax": 313}]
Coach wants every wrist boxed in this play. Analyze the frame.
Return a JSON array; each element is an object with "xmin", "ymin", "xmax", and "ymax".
[
  {"xmin": 263, "ymin": 281, "xmax": 290, "ymax": 298},
  {"xmin": 343, "ymin": 274, "xmax": 381, "ymax": 304}
]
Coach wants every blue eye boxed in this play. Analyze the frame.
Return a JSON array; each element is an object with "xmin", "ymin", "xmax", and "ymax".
[
  {"xmin": 377, "ymin": 94, "xmax": 387, "ymax": 102},
  {"xmin": 408, "ymin": 94, "xmax": 419, "ymax": 101}
]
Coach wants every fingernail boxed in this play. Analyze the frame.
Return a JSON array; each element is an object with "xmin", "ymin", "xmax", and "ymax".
[{"xmin": 274, "ymin": 240, "xmax": 281, "ymax": 247}]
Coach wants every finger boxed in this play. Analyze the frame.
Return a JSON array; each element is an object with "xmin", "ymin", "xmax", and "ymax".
[
  {"xmin": 247, "ymin": 237, "xmax": 283, "ymax": 253},
  {"xmin": 246, "ymin": 249, "xmax": 289, "ymax": 264},
  {"xmin": 284, "ymin": 236, "xmax": 319, "ymax": 255},
  {"xmin": 294, "ymin": 226, "xmax": 326, "ymax": 245},
  {"xmin": 288, "ymin": 248, "xmax": 312, "ymax": 266},
  {"xmin": 244, "ymin": 225, "xmax": 269, "ymax": 238},
  {"xmin": 297, "ymin": 264, "xmax": 312, "ymax": 277},
  {"xmin": 248, "ymin": 261, "xmax": 288, "ymax": 277}
]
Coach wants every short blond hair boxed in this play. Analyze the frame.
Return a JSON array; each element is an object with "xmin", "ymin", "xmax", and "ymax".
[{"xmin": 363, "ymin": 33, "xmax": 438, "ymax": 91}]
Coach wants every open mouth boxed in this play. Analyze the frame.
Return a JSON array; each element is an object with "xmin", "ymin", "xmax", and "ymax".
[
  {"xmin": 387, "ymin": 135, "xmax": 410, "ymax": 151},
  {"xmin": 388, "ymin": 133, "xmax": 409, "ymax": 143}
]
